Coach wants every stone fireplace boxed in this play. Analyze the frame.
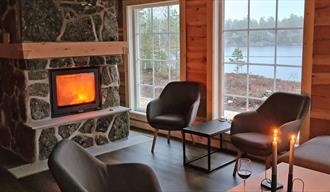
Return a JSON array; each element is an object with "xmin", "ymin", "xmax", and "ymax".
[{"xmin": 0, "ymin": 0, "xmax": 129, "ymax": 164}]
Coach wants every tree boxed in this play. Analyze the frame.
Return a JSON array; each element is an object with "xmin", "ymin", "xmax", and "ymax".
[{"xmin": 229, "ymin": 48, "xmax": 245, "ymax": 73}]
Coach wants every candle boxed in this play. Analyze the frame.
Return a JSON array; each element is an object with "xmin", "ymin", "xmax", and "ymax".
[
  {"xmin": 272, "ymin": 129, "xmax": 278, "ymax": 190},
  {"xmin": 220, "ymin": 115, "xmax": 226, "ymax": 122},
  {"xmin": 289, "ymin": 135, "xmax": 295, "ymax": 173},
  {"xmin": 287, "ymin": 135, "xmax": 296, "ymax": 192}
]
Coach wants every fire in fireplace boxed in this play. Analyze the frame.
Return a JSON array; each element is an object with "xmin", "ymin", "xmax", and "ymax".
[{"xmin": 49, "ymin": 67, "xmax": 101, "ymax": 117}]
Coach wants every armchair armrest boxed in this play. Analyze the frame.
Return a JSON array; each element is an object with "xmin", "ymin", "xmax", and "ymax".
[
  {"xmin": 146, "ymin": 98, "xmax": 163, "ymax": 122},
  {"xmin": 278, "ymin": 119, "xmax": 302, "ymax": 151},
  {"xmin": 230, "ymin": 111, "xmax": 261, "ymax": 135},
  {"xmin": 185, "ymin": 99, "xmax": 200, "ymax": 126}
]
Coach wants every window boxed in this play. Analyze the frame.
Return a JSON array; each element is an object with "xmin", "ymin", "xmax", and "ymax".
[
  {"xmin": 129, "ymin": 2, "xmax": 180, "ymax": 112},
  {"xmin": 222, "ymin": 0, "xmax": 304, "ymax": 118}
]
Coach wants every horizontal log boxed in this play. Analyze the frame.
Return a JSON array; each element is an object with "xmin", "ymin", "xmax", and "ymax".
[
  {"xmin": 312, "ymin": 73, "xmax": 330, "ymax": 85},
  {"xmin": 313, "ymin": 55, "xmax": 330, "ymax": 65},
  {"xmin": 0, "ymin": 41, "xmax": 128, "ymax": 60},
  {"xmin": 310, "ymin": 117, "xmax": 330, "ymax": 137}
]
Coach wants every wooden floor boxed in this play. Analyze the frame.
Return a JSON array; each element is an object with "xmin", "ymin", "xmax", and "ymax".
[{"xmin": 3, "ymin": 132, "xmax": 264, "ymax": 192}]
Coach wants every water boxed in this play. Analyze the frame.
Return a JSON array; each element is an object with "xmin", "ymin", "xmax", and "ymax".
[{"xmin": 224, "ymin": 46, "xmax": 302, "ymax": 82}]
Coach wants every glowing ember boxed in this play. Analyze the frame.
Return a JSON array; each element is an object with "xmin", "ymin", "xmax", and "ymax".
[{"xmin": 56, "ymin": 73, "xmax": 96, "ymax": 107}]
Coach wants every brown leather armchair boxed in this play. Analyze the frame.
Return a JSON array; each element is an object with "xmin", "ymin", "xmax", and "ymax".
[
  {"xmin": 147, "ymin": 81, "xmax": 201, "ymax": 153},
  {"xmin": 48, "ymin": 140, "xmax": 162, "ymax": 192},
  {"xmin": 230, "ymin": 92, "xmax": 310, "ymax": 176}
]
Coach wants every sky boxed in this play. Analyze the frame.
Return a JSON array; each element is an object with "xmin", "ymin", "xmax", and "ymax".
[{"xmin": 224, "ymin": 0, "xmax": 305, "ymax": 21}]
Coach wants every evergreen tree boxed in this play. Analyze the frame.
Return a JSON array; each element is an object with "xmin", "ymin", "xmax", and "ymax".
[{"xmin": 229, "ymin": 48, "xmax": 245, "ymax": 73}]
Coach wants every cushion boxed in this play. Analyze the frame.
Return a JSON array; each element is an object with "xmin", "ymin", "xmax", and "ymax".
[
  {"xmin": 231, "ymin": 132, "xmax": 272, "ymax": 156},
  {"xmin": 279, "ymin": 136, "xmax": 330, "ymax": 174},
  {"xmin": 150, "ymin": 114, "xmax": 185, "ymax": 130}
]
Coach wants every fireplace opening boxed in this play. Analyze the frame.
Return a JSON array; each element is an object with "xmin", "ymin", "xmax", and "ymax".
[{"xmin": 50, "ymin": 67, "xmax": 101, "ymax": 117}]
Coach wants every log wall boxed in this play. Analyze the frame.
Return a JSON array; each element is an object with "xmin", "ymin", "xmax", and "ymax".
[{"xmin": 310, "ymin": 0, "xmax": 330, "ymax": 137}]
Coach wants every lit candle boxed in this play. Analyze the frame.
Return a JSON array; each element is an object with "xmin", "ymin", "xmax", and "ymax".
[
  {"xmin": 220, "ymin": 115, "xmax": 226, "ymax": 122},
  {"xmin": 271, "ymin": 129, "xmax": 278, "ymax": 190},
  {"xmin": 287, "ymin": 135, "xmax": 296, "ymax": 192}
]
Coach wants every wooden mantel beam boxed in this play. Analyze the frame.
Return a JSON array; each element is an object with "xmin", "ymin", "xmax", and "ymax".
[{"xmin": 0, "ymin": 41, "xmax": 128, "ymax": 60}]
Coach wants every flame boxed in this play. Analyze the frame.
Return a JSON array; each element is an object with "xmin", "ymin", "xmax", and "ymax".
[
  {"xmin": 56, "ymin": 73, "xmax": 96, "ymax": 107},
  {"xmin": 273, "ymin": 128, "xmax": 278, "ymax": 143}
]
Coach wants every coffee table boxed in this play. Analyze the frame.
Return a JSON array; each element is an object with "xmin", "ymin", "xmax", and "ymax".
[
  {"xmin": 182, "ymin": 120, "xmax": 236, "ymax": 172},
  {"xmin": 228, "ymin": 163, "xmax": 330, "ymax": 192}
]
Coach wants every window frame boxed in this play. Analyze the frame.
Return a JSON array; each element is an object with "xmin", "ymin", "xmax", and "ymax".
[
  {"xmin": 220, "ymin": 0, "xmax": 305, "ymax": 117},
  {"xmin": 127, "ymin": 0, "xmax": 180, "ymax": 113}
]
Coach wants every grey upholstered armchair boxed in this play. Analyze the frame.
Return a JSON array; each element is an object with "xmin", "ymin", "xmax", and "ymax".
[
  {"xmin": 48, "ymin": 140, "xmax": 162, "ymax": 192},
  {"xmin": 147, "ymin": 81, "xmax": 201, "ymax": 153},
  {"xmin": 230, "ymin": 92, "xmax": 310, "ymax": 176}
]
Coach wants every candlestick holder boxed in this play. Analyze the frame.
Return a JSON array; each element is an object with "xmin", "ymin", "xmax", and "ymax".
[
  {"xmin": 288, "ymin": 173, "xmax": 293, "ymax": 192},
  {"xmin": 261, "ymin": 178, "xmax": 283, "ymax": 191}
]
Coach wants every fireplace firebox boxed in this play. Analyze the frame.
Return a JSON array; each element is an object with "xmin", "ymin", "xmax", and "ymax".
[{"xmin": 49, "ymin": 67, "xmax": 101, "ymax": 117}]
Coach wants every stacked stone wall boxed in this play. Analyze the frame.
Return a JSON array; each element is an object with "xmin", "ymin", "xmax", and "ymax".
[{"xmin": 0, "ymin": 0, "xmax": 128, "ymax": 163}]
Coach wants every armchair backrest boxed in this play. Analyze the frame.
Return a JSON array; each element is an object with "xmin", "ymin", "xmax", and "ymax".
[
  {"xmin": 48, "ymin": 140, "xmax": 107, "ymax": 192},
  {"xmin": 256, "ymin": 92, "xmax": 310, "ymax": 134},
  {"xmin": 159, "ymin": 81, "xmax": 201, "ymax": 115}
]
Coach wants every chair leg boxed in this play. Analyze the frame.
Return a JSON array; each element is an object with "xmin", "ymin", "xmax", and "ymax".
[
  {"xmin": 265, "ymin": 155, "xmax": 272, "ymax": 170},
  {"xmin": 233, "ymin": 151, "xmax": 242, "ymax": 177},
  {"xmin": 167, "ymin": 131, "xmax": 171, "ymax": 144},
  {"xmin": 151, "ymin": 129, "xmax": 159, "ymax": 153}
]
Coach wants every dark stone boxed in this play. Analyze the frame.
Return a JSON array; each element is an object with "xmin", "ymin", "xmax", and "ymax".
[
  {"xmin": 28, "ymin": 71, "xmax": 48, "ymax": 80},
  {"xmin": 73, "ymin": 57, "xmax": 89, "ymax": 67},
  {"xmin": 96, "ymin": 115, "xmax": 113, "ymax": 132},
  {"xmin": 21, "ymin": 0, "xmax": 62, "ymax": 41},
  {"xmin": 30, "ymin": 98, "xmax": 50, "ymax": 120},
  {"xmin": 72, "ymin": 135, "xmax": 94, "ymax": 148},
  {"xmin": 15, "ymin": 69, "xmax": 26, "ymax": 89},
  {"xmin": 62, "ymin": 17, "xmax": 96, "ymax": 41},
  {"xmin": 39, "ymin": 127, "xmax": 57, "ymax": 160},
  {"xmin": 18, "ymin": 92, "xmax": 27, "ymax": 122},
  {"xmin": 8, "ymin": 0, "xmax": 16, "ymax": 6},
  {"xmin": 0, "ymin": 125, "xmax": 11, "ymax": 149},
  {"xmin": 2, "ymin": 63, "xmax": 15, "ymax": 96},
  {"xmin": 2, "ymin": 9, "xmax": 19, "ymax": 43},
  {"xmin": 102, "ymin": 11, "xmax": 118, "ymax": 41},
  {"xmin": 15, "ymin": 123, "xmax": 36, "ymax": 163},
  {"xmin": 101, "ymin": 66, "xmax": 111, "ymax": 86},
  {"xmin": 27, "ymin": 83, "xmax": 49, "ymax": 97},
  {"xmin": 109, "ymin": 65, "xmax": 119, "ymax": 85},
  {"xmin": 90, "ymin": 56, "xmax": 105, "ymax": 66},
  {"xmin": 0, "ymin": 0, "xmax": 8, "ymax": 17},
  {"xmin": 93, "ymin": 14, "xmax": 102, "ymax": 40},
  {"xmin": 79, "ymin": 119, "xmax": 94, "ymax": 134},
  {"xmin": 95, "ymin": 135, "xmax": 109, "ymax": 145},
  {"xmin": 102, "ymin": 87, "xmax": 120, "ymax": 108},
  {"xmin": 60, "ymin": 3, "xmax": 101, "ymax": 15},
  {"xmin": 58, "ymin": 123, "xmax": 81, "ymax": 139},
  {"xmin": 109, "ymin": 112, "xmax": 129, "ymax": 142},
  {"xmin": 50, "ymin": 58, "xmax": 74, "ymax": 68},
  {"xmin": 106, "ymin": 55, "xmax": 122, "ymax": 65},
  {"xmin": 20, "ymin": 60, "xmax": 48, "ymax": 70}
]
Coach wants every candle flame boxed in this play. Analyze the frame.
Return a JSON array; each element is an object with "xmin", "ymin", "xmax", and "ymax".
[
  {"xmin": 273, "ymin": 129, "xmax": 278, "ymax": 143},
  {"xmin": 291, "ymin": 135, "xmax": 296, "ymax": 141}
]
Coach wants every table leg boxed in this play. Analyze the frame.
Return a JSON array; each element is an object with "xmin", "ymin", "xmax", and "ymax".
[{"xmin": 208, "ymin": 137, "xmax": 211, "ymax": 171}]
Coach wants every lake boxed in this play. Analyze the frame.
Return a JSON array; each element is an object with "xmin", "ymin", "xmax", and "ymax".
[{"xmin": 224, "ymin": 46, "xmax": 302, "ymax": 82}]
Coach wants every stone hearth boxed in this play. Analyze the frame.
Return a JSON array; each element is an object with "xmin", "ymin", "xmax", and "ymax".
[{"xmin": 0, "ymin": 0, "xmax": 129, "ymax": 163}]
